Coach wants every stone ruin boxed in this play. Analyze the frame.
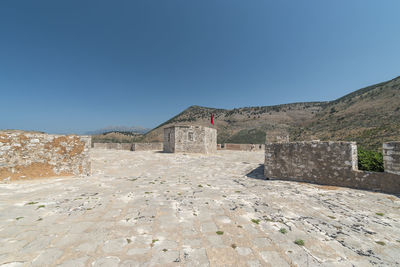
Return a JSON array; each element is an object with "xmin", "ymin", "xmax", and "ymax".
[
  {"xmin": 0, "ymin": 131, "xmax": 91, "ymax": 181},
  {"xmin": 163, "ymin": 125, "xmax": 217, "ymax": 154},
  {"xmin": 264, "ymin": 141, "xmax": 400, "ymax": 194}
]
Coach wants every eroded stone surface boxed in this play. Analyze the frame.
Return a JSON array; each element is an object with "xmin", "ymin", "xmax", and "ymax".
[{"xmin": 0, "ymin": 149, "xmax": 399, "ymax": 266}]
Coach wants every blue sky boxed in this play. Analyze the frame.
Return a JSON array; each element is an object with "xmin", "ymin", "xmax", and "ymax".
[{"xmin": 1, "ymin": 0, "xmax": 399, "ymax": 134}]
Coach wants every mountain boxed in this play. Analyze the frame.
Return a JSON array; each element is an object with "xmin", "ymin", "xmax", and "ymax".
[
  {"xmin": 142, "ymin": 102, "xmax": 327, "ymax": 144},
  {"xmin": 85, "ymin": 126, "xmax": 151, "ymax": 135},
  {"xmin": 142, "ymin": 76, "xmax": 400, "ymax": 150},
  {"xmin": 293, "ymin": 76, "xmax": 400, "ymax": 150}
]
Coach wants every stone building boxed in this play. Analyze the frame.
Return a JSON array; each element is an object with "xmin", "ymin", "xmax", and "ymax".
[{"xmin": 163, "ymin": 125, "xmax": 217, "ymax": 154}]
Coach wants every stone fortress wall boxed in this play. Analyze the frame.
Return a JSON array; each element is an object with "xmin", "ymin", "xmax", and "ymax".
[
  {"xmin": 93, "ymin": 143, "xmax": 132, "ymax": 150},
  {"xmin": 383, "ymin": 142, "xmax": 400, "ymax": 175},
  {"xmin": 265, "ymin": 141, "xmax": 400, "ymax": 194},
  {"xmin": 0, "ymin": 131, "xmax": 91, "ymax": 181},
  {"xmin": 133, "ymin": 142, "xmax": 163, "ymax": 151},
  {"xmin": 93, "ymin": 142, "xmax": 163, "ymax": 151},
  {"xmin": 218, "ymin": 143, "xmax": 265, "ymax": 151},
  {"xmin": 164, "ymin": 125, "xmax": 217, "ymax": 154}
]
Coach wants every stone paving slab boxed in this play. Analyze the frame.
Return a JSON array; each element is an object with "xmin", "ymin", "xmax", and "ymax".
[{"xmin": 0, "ymin": 149, "xmax": 399, "ymax": 266}]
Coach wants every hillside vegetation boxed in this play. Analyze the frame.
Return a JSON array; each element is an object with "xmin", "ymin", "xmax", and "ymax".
[
  {"xmin": 140, "ymin": 76, "xmax": 400, "ymax": 151},
  {"xmin": 92, "ymin": 76, "xmax": 399, "ymax": 151},
  {"xmin": 142, "ymin": 102, "xmax": 326, "ymax": 144},
  {"xmin": 293, "ymin": 76, "xmax": 400, "ymax": 150}
]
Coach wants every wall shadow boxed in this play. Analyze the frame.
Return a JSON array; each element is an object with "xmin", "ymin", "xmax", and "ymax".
[{"xmin": 245, "ymin": 164, "xmax": 266, "ymax": 180}]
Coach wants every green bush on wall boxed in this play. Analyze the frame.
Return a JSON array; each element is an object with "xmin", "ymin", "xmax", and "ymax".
[{"xmin": 358, "ymin": 148, "xmax": 384, "ymax": 172}]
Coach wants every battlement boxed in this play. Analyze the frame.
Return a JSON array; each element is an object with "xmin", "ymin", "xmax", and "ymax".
[
  {"xmin": 265, "ymin": 141, "xmax": 400, "ymax": 194},
  {"xmin": 92, "ymin": 142, "xmax": 163, "ymax": 151}
]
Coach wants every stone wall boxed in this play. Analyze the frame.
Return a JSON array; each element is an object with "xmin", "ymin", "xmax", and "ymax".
[
  {"xmin": 222, "ymin": 143, "xmax": 264, "ymax": 151},
  {"xmin": 163, "ymin": 126, "xmax": 217, "ymax": 154},
  {"xmin": 383, "ymin": 142, "xmax": 400, "ymax": 175},
  {"xmin": 264, "ymin": 141, "xmax": 400, "ymax": 194},
  {"xmin": 132, "ymin": 142, "xmax": 163, "ymax": 151},
  {"xmin": 0, "ymin": 131, "xmax": 91, "ymax": 181},
  {"xmin": 163, "ymin": 127, "xmax": 175, "ymax": 153},
  {"xmin": 93, "ymin": 143, "xmax": 132, "ymax": 150},
  {"xmin": 92, "ymin": 142, "xmax": 163, "ymax": 151},
  {"xmin": 204, "ymin": 126, "xmax": 217, "ymax": 154}
]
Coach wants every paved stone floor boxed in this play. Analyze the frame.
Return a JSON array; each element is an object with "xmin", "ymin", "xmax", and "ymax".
[{"xmin": 0, "ymin": 149, "xmax": 400, "ymax": 266}]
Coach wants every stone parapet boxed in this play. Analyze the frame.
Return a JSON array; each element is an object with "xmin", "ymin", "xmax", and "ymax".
[
  {"xmin": 132, "ymin": 142, "xmax": 163, "ymax": 151},
  {"xmin": 92, "ymin": 142, "xmax": 163, "ymax": 151},
  {"xmin": 383, "ymin": 142, "xmax": 400, "ymax": 175},
  {"xmin": 222, "ymin": 143, "xmax": 264, "ymax": 151},
  {"xmin": 0, "ymin": 131, "xmax": 91, "ymax": 181},
  {"xmin": 264, "ymin": 141, "xmax": 400, "ymax": 194}
]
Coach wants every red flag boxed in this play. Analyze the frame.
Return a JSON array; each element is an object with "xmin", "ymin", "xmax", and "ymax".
[{"xmin": 210, "ymin": 113, "xmax": 214, "ymax": 125}]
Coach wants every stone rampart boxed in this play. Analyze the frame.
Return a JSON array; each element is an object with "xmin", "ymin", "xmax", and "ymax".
[
  {"xmin": 93, "ymin": 143, "xmax": 132, "ymax": 150},
  {"xmin": 383, "ymin": 142, "xmax": 400, "ymax": 175},
  {"xmin": 92, "ymin": 142, "xmax": 163, "ymax": 151},
  {"xmin": 222, "ymin": 143, "xmax": 264, "ymax": 151},
  {"xmin": 132, "ymin": 142, "xmax": 163, "ymax": 151},
  {"xmin": 264, "ymin": 141, "xmax": 400, "ymax": 194},
  {"xmin": 0, "ymin": 131, "xmax": 91, "ymax": 181}
]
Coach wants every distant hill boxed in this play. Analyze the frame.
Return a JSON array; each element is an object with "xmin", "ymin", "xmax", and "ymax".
[
  {"xmin": 293, "ymin": 76, "xmax": 400, "ymax": 150},
  {"xmin": 85, "ymin": 126, "xmax": 150, "ymax": 135},
  {"xmin": 142, "ymin": 76, "xmax": 400, "ymax": 151},
  {"xmin": 142, "ymin": 102, "xmax": 327, "ymax": 144}
]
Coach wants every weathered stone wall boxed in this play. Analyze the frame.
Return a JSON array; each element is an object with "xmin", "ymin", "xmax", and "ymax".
[
  {"xmin": 93, "ymin": 143, "xmax": 132, "ymax": 150},
  {"xmin": 163, "ymin": 126, "xmax": 217, "ymax": 154},
  {"xmin": 264, "ymin": 141, "xmax": 400, "ymax": 194},
  {"xmin": 383, "ymin": 142, "xmax": 400, "ymax": 175},
  {"xmin": 93, "ymin": 142, "xmax": 163, "ymax": 151},
  {"xmin": 0, "ymin": 131, "xmax": 91, "ymax": 181},
  {"xmin": 93, "ymin": 143, "xmax": 109, "ymax": 149},
  {"xmin": 204, "ymin": 126, "xmax": 217, "ymax": 154},
  {"xmin": 163, "ymin": 127, "xmax": 175, "ymax": 153},
  {"xmin": 132, "ymin": 142, "xmax": 163, "ymax": 151},
  {"xmin": 222, "ymin": 143, "xmax": 265, "ymax": 151},
  {"xmin": 174, "ymin": 126, "xmax": 205, "ymax": 153}
]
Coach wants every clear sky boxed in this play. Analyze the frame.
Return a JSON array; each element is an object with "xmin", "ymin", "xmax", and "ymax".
[{"xmin": 1, "ymin": 0, "xmax": 399, "ymax": 134}]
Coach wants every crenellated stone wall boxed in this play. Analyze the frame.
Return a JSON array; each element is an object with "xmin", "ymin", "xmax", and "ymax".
[
  {"xmin": 133, "ymin": 142, "xmax": 163, "ymax": 151},
  {"xmin": 221, "ymin": 143, "xmax": 265, "ymax": 151},
  {"xmin": 93, "ymin": 143, "xmax": 132, "ymax": 150},
  {"xmin": 92, "ymin": 142, "xmax": 163, "ymax": 151},
  {"xmin": 383, "ymin": 142, "xmax": 400, "ymax": 175},
  {"xmin": 0, "ymin": 131, "xmax": 91, "ymax": 181},
  {"xmin": 264, "ymin": 141, "xmax": 400, "ymax": 194}
]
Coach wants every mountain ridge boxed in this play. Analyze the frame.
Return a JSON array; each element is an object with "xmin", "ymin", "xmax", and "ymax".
[{"xmin": 142, "ymin": 76, "xmax": 400, "ymax": 150}]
